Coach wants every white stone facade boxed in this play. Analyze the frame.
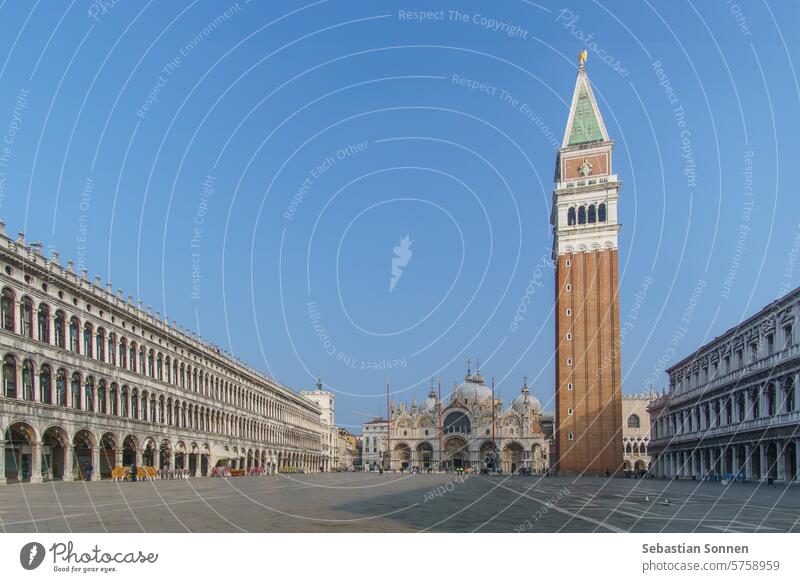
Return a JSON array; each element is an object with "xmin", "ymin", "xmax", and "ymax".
[
  {"xmin": 361, "ymin": 418, "xmax": 388, "ymax": 470},
  {"xmin": 388, "ymin": 366, "xmax": 550, "ymax": 473},
  {"xmin": 622, "ymin": 391, "xmax": 654, "ymax": 473},
  {"xmin": 0, "ymin": 224, "xmax": 324, "ymax": 482},
  {"xmin": 649, "ymin": 287, "xmax": 800, "ymax": 482},
  {"xmin": 300, "ymin": 385, "xmax": 336, "ymax": 471}
]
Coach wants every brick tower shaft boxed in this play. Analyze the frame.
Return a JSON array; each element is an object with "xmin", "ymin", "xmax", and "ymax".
[{"xmin": 552, "ymin": 55, "xmax": 623, "ymax": 474}]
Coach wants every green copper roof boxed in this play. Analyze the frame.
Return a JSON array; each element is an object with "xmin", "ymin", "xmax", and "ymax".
[{"xmin": 568, "ymin": 81, "xmax": 603, "ymax": 145}]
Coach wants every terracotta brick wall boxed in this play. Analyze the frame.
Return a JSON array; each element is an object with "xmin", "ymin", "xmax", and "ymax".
[{"xmin": 554, "ymin": 250, "xmax": 623, "ymax": 474}]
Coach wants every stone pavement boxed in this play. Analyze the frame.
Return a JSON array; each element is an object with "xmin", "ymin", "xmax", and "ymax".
[{"xmin": 0, "ymin": 473, "xmax": 798, "ymax": 532}]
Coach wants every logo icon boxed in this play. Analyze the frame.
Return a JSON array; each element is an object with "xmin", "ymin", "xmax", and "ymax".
[
  {"xmin": 20, "ymin": 542, "xmax": 46, "ymax": 570},
  {"xmin": 390, "ymin": 235, "xmax": 413, "ymax": 292}
]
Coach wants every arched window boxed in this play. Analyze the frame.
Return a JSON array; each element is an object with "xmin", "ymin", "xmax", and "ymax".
[
  {"xmin": 1, "ymin": 288, "xmax": 15, "ymax": 331},
  {"xmin": 150, "ymin": 397, "xmax": 156, "ymax": 422},
  {"xmin": 22, "ymin": 359, "xmax": 34, "ymax": 401},
  {"xmin": 3, "ymin": 354, "xmax": 17, "ymax": 398},
  {"xmin": 40, "ymin": 365, "xmax": 52, "ymax": 404},
  {"xmin": 598, "ymin": 203, "xmax": 607, "ymax": 222},
  {"xmin": 38, "ymin": 304, "xmax": 50, "ymax": 342},
  {"xmin": 97, "ymin": 381, "xmax": 107, "ymax": 414},
  {"xmin": 159, "ymin": 397, "xmax": 165, "ymax": 423},
  {"xmin": 109, "ymin": 384, "xmax": 118, "ymax": 415},
  {"xmin": 627, "ymin": 414, "xmax": 640, "ymax": 428},
  {"xmin": 751, "ymin": 389, "xmax": 760, "ymax": 418},
  {"xmin": 783, "ymin": 377, "xmax": 795, "ymax": 413},
  {"xmin": 443, "ymin": 411, "xmax": 471, "ymax": 435},
  {"xmin": 118, "ymin": 338, "xmax": 126, "ymax": 369},
  {"xmin": 96, "ymin": 328, "xmax": 105, "ymax": 362},
  {"xmin": 578, "ymin": 206, "xmax": 586, "ymax": 224},
  {"xmin": 55, "ymin": 369, "xmax": 67, "ymax": 406},
  {"xmin": 121, "ymin": 386, "xmax": 129, "ymax": 417},
  {"xmin": 107, "ymin": 333, "xmax": 116, "ymax": 366},
  {"xmin": 84, "ymin": 377, "xmax": 94, "ymax": 412},
  {"xmin": 129, "ymin": 343, "xmax": 137, "ymax": 372},
  {"xmin": 69, "ymin": 317, "xmax": 80, "ymax": 352},
  {"xmin": 148, "ymin": 350, "xmax": 155, "ymax": 377},
  {"xmin": 131, "ymin": 388, "xmax": 139, "ymax": 420},
  {"xmin": 156, "ymin": 354, "xmax": 163, "ymax": 381},
  {"xmin": 20, "ymin": 297, "xmax": 34, "ymax": 337},
  {"xmin": 567, "ymin": 207, "xmax": 576, "ymax": 226},
  {"xmin": 54, "ymin": 311, "xmax": 66, "ymax": 348},
  {"xmin": 71, "ymin": 373, "xmax": 81, "ymax": 409},
  {"xmin": 139, "ymin": 347, "xmax": 145, "ymax": 374},
  {"xmin": 588, "ymin": 204, "xmax": 596, "ymax": 223},
  {"xmin": 83, "ymin": 323, "xmax": 93, "ymax": 357},
  {"xmin": 764, "ymin": 383, "xmax": 775, "ymax": 415}
]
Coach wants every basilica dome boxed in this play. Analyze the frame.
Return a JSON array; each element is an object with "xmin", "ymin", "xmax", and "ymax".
[
  {"xmin": 511, "ymin": 391, "xmax": 541, "ymax": 414},
  {"xmin": 424, "ymin": 395, "xmax": 437, "ymax": 410},
  {"xmin": 511, "ymin": 379, "xmax": 540, "ymax": 414},
  {"xmin": 453, "ymin": 378, "xmax": 492, "ymax": 403}
]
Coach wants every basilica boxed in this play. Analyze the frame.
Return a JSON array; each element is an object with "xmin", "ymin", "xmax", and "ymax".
[{"xmin": 388, "ymin": 362, "xmax": 550, "ymax": 473}]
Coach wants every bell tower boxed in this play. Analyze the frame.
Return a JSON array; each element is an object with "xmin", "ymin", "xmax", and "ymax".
[{"xmin": 552, "ymin": 53, "xmax": 623, "ymax": 474}]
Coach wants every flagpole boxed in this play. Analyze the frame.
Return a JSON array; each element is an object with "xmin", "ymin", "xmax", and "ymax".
[
  {"xmin": 492, "ymin": 377, "xmax": 496, "ymax": 472},
  {"xmin": 438, "ymin": 378, "xmax": 442, "ymax": 472},
  {"xmin": 386, "ymin": 379, "xmax": 390, "ymax": 471}
]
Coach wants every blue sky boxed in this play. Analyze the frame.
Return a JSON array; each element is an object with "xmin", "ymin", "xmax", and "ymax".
[{"xmin": 0, "ymin": 1, "xmax": 798, "ymax": 431}]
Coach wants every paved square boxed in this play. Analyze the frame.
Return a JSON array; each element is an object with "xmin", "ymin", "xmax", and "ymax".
[{"xmin": 0, "ymin": 474, "xmax": 798, "ymax": 532}]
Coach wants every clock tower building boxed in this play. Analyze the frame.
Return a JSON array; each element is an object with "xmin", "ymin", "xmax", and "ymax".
[{"xmin": 551, "ymin": 55, "xmax": 623, "ymax": 474}]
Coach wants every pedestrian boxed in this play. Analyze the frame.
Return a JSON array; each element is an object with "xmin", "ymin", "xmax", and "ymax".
[
  {"xmin": 85, "ymin": 462, "xmax": 93, "ymax": 481},
  {"xmin": 131, "ymin": 461, "xmax": 138, "ymax": 482}
]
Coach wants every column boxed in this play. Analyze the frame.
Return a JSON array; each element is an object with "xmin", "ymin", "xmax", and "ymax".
[
  {"xmin": 719, "ymin": 446, "xmax": 726, "ymax": 475},
  {"xmin": 48, "ymin": 314, "xmax": 55, "ymax": 345},
  {"xmin": 30, "ymin": 442, "xmax": 43, "ymax": 483},
  {"xmin": 776, "ymin": 440, "xmax": 786, "ymax": 481},
  {"xmin": 795, "ymin": 439, "xmax": 800, "ymax": 481},
  {"xmin": 759, "ymin": 442, "xmax": 768, "ymax": 480},
  {"xmin": 0, "ymin": 439, "xmax": 5, "ymax": 482},
  {"xmin": 745, "ymin": 444, "xmax": 754, "ymax": 481},
  {"xmin": 63, "ymin": 446, "xmax": 74, "ymax": 482},
  {"xmin": 115, "ymin": 448, "xmax": 123, "ymax": 469},
  {"xmin": 15, "ymin": 359, "xmax": 22, "ymax": 400},
  {"xmin": 732, "ymin": 444, "xmax": 740, "ymax": 476},
  {"xmin": 91, "ymin": 447, "xmax": 101, "ymax": 481}
]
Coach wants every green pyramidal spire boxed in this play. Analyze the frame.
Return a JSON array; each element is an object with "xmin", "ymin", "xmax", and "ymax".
[{"xmin": 568, "ymin": 79, "xmax": 603, "ymax": 145}]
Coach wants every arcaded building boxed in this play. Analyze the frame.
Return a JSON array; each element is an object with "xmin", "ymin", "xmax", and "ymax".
[
  {"xmin": 0, "ymin": 224, "xmax": 324, "ymax": 482},
  {"xmin": 622, "ymin": 391, "xmax": 655, "ymax": 473},
  {"xmin": 552, "ymin": 54, "xmax": 623, "ymax": 474},
  {"xmin": 648, "ymin": 287, "xmax": 800, "ymax": 482},
  {"xmin": 388, "ymin": 363, "xmax": 550, "ymax": 473}
]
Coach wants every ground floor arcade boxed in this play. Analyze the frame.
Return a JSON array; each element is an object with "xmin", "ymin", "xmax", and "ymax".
[
  {"xmin": 1, "ymin": 420, "xmax": 322, "ymax": 483},
  {"xmin": 388, "ymin": 437, "xmax": 549, "ymax": 473},
  {"xmin": 651, "ymin": 438, "xmax": 800, "ymax": 482}
]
